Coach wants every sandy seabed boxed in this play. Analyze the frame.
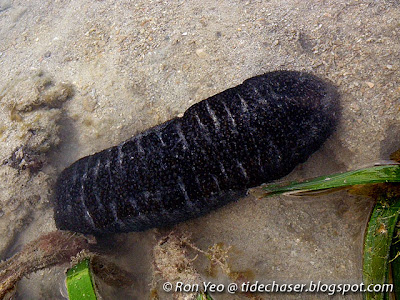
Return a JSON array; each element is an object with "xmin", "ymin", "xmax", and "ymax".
[{"xmin": 0, "ymin": 0, "xmax": 399, "ymax": 299}]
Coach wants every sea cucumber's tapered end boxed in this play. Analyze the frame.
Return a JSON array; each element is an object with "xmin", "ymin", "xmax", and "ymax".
[
  {"xmin": 246, "ymin": 70, "xmax": 340, "ymax": 128},
  {"xmin": 243, "ymin": 70, "xmax": 340, "ymax": 169}
]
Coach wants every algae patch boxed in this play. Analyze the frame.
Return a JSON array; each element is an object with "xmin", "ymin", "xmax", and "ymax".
[{"xmin": 0, "ymin": 71, "xmax": 75, "ymax": 257}]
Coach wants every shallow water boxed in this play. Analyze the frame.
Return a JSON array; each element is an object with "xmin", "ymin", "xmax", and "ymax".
[{"xmin": 0, "ymin": 0, "xmax": 399, "ymax": 299}]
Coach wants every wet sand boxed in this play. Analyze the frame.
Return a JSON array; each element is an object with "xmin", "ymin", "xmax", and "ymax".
[{"xmin": 0, "ymin": 0, "xmax": 399, "ymax": 299}]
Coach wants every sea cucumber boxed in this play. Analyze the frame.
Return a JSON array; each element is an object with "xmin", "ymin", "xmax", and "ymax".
[{"xmin": 53, "ymin": 70, "xmax": 339, "ymax": 235}]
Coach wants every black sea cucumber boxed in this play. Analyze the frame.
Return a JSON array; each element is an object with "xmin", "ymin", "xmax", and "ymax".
[{"xmin": 53, "ymin": 70, "xmax": 339, "ymax": 235}]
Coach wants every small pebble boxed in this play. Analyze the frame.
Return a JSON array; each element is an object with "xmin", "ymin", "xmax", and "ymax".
[
  {"xmin": 350, "ymin": 103, "xmax": 360, "ymax": 111},
  {"xmin": 195, "ymin": 48, "xmax": 207, "ymax": 58},
  {"xmin": 366, "ymin": 82, "xmax": 374, "ymax": 88}
]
